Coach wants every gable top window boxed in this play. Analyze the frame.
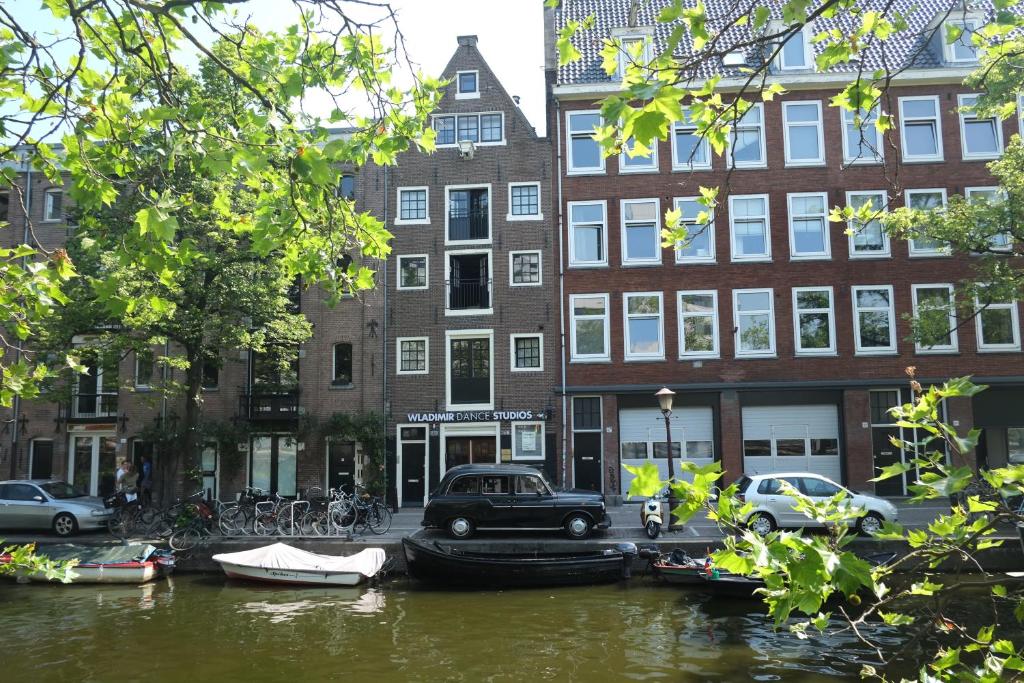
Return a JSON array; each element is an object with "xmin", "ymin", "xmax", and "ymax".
[
  {"xmin": 456, "ymin": 71, "xmax": 479, "ymax": 98},
  {"xmin": 616, "ymin": 35, "xmax": 651, "ymax": 79},
  {"xmin": 777, "ymin": 25, "xmax": 812, "ymax": 70},
  {"xmin": 433, "ymin": 113, "xmax": 504, "ymax": 146},
  {"xmin": 945, "ymin": 17, "xmax": 982, "ymax": 63}
]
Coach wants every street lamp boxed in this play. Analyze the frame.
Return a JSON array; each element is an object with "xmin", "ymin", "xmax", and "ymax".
[{"xmin": 655, "ymin": 387, "xmax": 678, "ymax": 531}]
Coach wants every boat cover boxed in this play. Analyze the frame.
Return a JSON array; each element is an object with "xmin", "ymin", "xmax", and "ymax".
[
  {"xmin": 213, "ymin": 543, "xmax": 386, "ymax": 578},
  {"xmin": 35, "ymin": 543, "xmax": 157, "ymax": 566}
]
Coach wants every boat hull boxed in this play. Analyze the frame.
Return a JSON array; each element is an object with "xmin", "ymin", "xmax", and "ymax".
[
  {"xmin": 652, "ymin": 563, "xmax": 707, "ymax": 585},
  {"xmin": 218, "ymin": 561, "xmax": 366, "ymax": 586},
  {"xmin": 10, "ymin": 562, "xmax": 160, "ymax": 584},
  {"xmin": 1, "ymin": 543, "xmax": 173, "ymax": 584}
]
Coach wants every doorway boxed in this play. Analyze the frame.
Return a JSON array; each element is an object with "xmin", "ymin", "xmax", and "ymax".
[
  {"xmin": 327, "ymin": 440, "xmax": 357, "ymax": 492},
  {"xmin": 68, "ymin": 434, "xmax": 118, "ymax": 497},
  {"xmin": 30, "ymin": 440, "xmax": 54, "ymax": 480},
  {"xmin": 200, "ymin": 444, "xmax": 219, "ymax": 501},
  {"xmin": 572, "ymin": 433, "xmax": 603, "ymax": 492},
  {"xmin": 250, "ymin": 435, "xmax": 297, "ymax": 496}
]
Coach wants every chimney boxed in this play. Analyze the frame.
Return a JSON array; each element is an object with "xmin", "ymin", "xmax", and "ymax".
[{"xmin": 457, "ymin": 35, "xmax": 478, "ymax": 48}]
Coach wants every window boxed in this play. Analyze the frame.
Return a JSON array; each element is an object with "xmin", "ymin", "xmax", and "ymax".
[
  {"xmin": 672, "ymin": 109, "xmax": 711, "ymax": 170},
  {"xmin": 449, "ymin": 476, "xmax": 478, "ymax": 494},
  {"xmin": 620, "ymin": 198, "xmax": 661, "ymax": 265},
  {"xmin": 623, "ymin": 292, "xmax": 664, "ymax": 361},
  {"xmin": 1009, "ymin": 428, "xmax": 1024, "ymax": 464},
  {"xmin": 202, "ymin": 358, "xmax": 219, "ymax": 390},
  {"xmin": 0, "ymin": 191, "xmax": 8, "ymax": 223},
  {"xmin": 397, "ymin": 187, "xmax": 429, "ymax": 224},
  {"xmin": 434, "ymin": 116, "xmax": 455, "ymax": 146},
  {"xmin": 447, "ymin": 186, "xmax": 490, "ymax": 243},
  {"xmin": 508, "ymin": 183, "xmax": 541, "ymax": 220},
  {"xmin": 852, "ymin": 286, "xmax": 897, "ymax": 354},
  {"xmin": 777, "ymin": 26, "xmax": 812, "ymax": 70},
  {"xmin": 792, "ymin": 287, "xmax": 836, "ymax": 355},
  {"xmin": 673, "ymin": 198, "xmax": 715, "ymax": 264},
  {"xmin": 43, "ymin": 189, "xmax": 62, "ymax": 222},
  {"xmin": 959, "ymin": 94, "xmax": 1002, "ymax": 160},
  {"xmin": 456, "ymin": 70, "xmax": 479, "ymax": 98},
  {"xmin": 570, "ymin": 293, "xmax": 610, "ymax": 362},
  {"xmin": 481, "ymin": 476, "xmax": 508, "ymax": 494},
  {"xmin": 433, "ymin": 113, "xmax": 504, "ymax": 146},
  {"xmin": 619, "ymin": 136, "xmax": 658, "ymax": 173},
  {"xmin": 782, "ymin": 101, "xmax": 825, "ymax": 166},
  {"xmin": 480, "ymin": 114, "xmax": 503, "ymax": 142},
  {"xmin": 332, "ymin": 343, "xmax": 353, "ymax": 385},
  {"xmin": 733, "ymin": 289, "xmax": 775, "ymax": 357},
  {"xmin": 899, "ymin": 97, "xmax": 943, "ymax": 162},
  {"xmin": 678, "ymin": 290, "xmax": 719, "ymax": 358},
  {"xmin": 729, "ymin": 194, "xmax": 771, "ymax": 262},
  {"xmin": 446, "ymin": 251, "xmax": 491, "ymax": 314},
  {"xmin": 397, "ymin": 255, "xmax": 428, "ymax": 290},
  {"xmin": 975, "ymin": 297, "xmax": 1021, "ymax": 352},
  {"xmin": 944, "ymin": 18, "xmax": 981, "ymax": 63},
  {"xmin": 511, "ymin": 334, "xmax": 543, "ymax": 371},
  {"xmin": 912, "ymin": 284, "xmax": 957, "ymax": 353},
  {"xmin": 802, "ymin": 477, "xmax": 842, "ymax": 498},
  {"xmin": 568, "ymin": 201, "xmax": 607, "ymax": 267},
  {"xmin": 397, "ymin": 337, "xmax": 428, "ymax": 375},
  {"xmin": 847, "ymin": 191, "xmax": 890, "ymax": 258},
  {"xmin": 337, "ymin": 174, "xmax": 355, "ymax": 200},
  {"xmin": 573, "ymin": 396, "xmax": 602, "ymax": 430},
  {"xmin": 616, "ymin": 35, "xmax": 651, "ymax": 79},
  {"xmin": 567, "ymin": 111, "xmax": 604, "ymax": 174},
  {"xmin": 447, "ymin": 332, "xmax": 492, "ymax": 409},
  {"xmin": 905, "ymin": 189, "xmax": 948, "ymax": 256},
  {"xmin": 457, "ymin": 115, "xmax": 478, "ymax": 143},
  {"xmin": 134, "ymin": 350, "xmax": 154, "ymax": 390},
  {"xmin": 727, "ymin": 103, "xmax": 766, "ymax": 168},
  {"xmin": 788, "ymin": 192, "xmax": 830, "ymax": 259},
  {"xmin": 512, "ymin": 423, "xmax": 544, "ymax": 460},
  {"xmin": 965, "ymin": 187, "xmax": 1012, "ymax": 251},
  {"xmin": 842, "ymin": 106, "xmax": 883, "ymax": 164},
  {"xmin": 510, "ymin": 251, "xmax": 541, "ymax": 286}
]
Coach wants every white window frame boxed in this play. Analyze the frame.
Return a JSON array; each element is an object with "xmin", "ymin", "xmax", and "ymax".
[
  {"xmin": 569, "ymin": 293, "xmax": 611, "ymax": 363},
  {"xmin": 509, "ymin": 250, "xmax": 542, "ymax": 287},
  {"xmin": 677, "ymin": 290, "xmax": 719, "ymax": 359},
  {"xmin": 396, "ymin": 254, "xmax": 429, "ymax": 291},
  {"xmin": 943, "ymin": 18, "xmax": 982, "ymax": 64},
  {"xmin": 726, "ymin": 103, "xmax": 767, "ymax": 169},
  {"xmin": 852, "ymin": 285, "xmax": 898, "ymax": 355},
  {"xmin": 905, "ymin": 188, "xmax": 949, "ymax": 257},
  {"xmin": 782, "ymin": 101, "xmax": 825, "ymax": 167},
  {"xmin": 510, "ymin": 333, "xmax": 544, "ymax": 372},
  {"xmin": 511, "ymin": 422, "xmax": 546, "ymax": 461},
  {"xmin": 445, "ymin": 329, "xmax": 494, "ymax": 411},
  {"xmin": 965, "ymin": 186, "xmax": 1012, "ymax": 252},
  {"xmin": 958, "ymin": 93, "xmax": 1003, "ymax": 161},
  {"xmin": 671, "ymin": 109, "xmax": 712, "ymax": 171},
  {"xmin": 396, "ymin": 337, "xmax": 429, "ymax": 375},
  {"xmin": 787, "ymin": 192, "xmax": 831, "ymax": 260},
  {"xmin": 567, "ymin": 200, "xmax": 608, "ymax": 268},
  {"xmin": 616, "ymin": 34, "xmax": 652, "ymax": 79},
  {"xmin": 776, "ymin": 25, "xmax": 813, "ymax": 71},
  {"xmin": 623, "ymin": 291, "xmax": 665, "ymax": 361},
  {"xmin": 43, "ymin": 189, "xmax": 62, "ymax": 222},
  {"xmin": 846, "ymin": 190, "xmax": 891, "ymax": 259},
  {"xmin": 620, "ymin": 198, "xmax": 662, "ymax": 266},
  {"xmin": 444, "ymin": 248, "xmax": 493, "ymax": 317},
  {"xmin": 841, "ymin": 106, "xmax": 883, "ymax": 165},
  {"xmin": 566, "ymin": 110, "xmax": 605, "ymax": 175},
  {"xmin": 733, "ymin": 288, "xmax": 776, "ymax": 358},
  {"xmin": 729, "ymin": 194, "xmax": 771, "ymax": 263},
  {"xmin": 899, "ymin": 96, "xmax": 944, "ymax": 163},
  {"xmin": 912, "ymin": 284, "xmax": 958, "ymax": 354},
  {"xmin": 445, "ymin": 183, "xmax": 492, "ymax": 246},
  {"xmin": 134, "ymin": 350, "xmax": 154, "ymax": 390},
  {"xmin": 673, "ymin": 197, "xmax": 715, "ymax": 264},
  {"xmin": 455, "ymin": 70, "xmax": 480, "ymax": 99},
  {"xmin": 432, "ymin": 112, "xmax": 506, "ymax": 147},
  {"xmin": 975, "ymin": 297, "xmax": 1021, "ymax": 352},
  {"xmin": 792, "ymin": 286, "xmax": 836, "ymax": 356},
  {"xmin": 619, "ymin": 135, "xmax": 659, "ymax": 173},
  {"xmin": 507, "ymin": 182, "xmax": 543, "ymax": 221},
  {"xmin": 395, "ymin": 186, "xmax": 430, "ymax": 225},
  {"xmin": 1018, "ymin": 94, "xmax": 1024, "ymax": 138}
]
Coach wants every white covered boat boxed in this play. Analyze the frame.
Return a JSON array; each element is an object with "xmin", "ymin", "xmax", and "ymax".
[
  {"xmin": 1, "ymin": 543, "xmax": 175, "ymax": 584},
  {"xmin": 213, "ymin": 543, "xmax": 386, "ymax": 586}
]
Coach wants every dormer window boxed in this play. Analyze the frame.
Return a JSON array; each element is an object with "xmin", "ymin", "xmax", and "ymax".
[
  {"xmin": 776, "ymin": 24, "xmax": 812, "ymax": 70},
  {"xmin": 456, "ymin": 71, "xmax": 479, "ymax": 99},
  {"xmin": 944, "ymin": 18, "xmax": 981, "ymax": 63},
  {"xmin": 615, "ymin": 34, "xmax": 652, "ymax": 79}
]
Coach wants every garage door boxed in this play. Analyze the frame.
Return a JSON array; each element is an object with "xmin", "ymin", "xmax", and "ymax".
[
  {"xmin": 619, "ymin": 407, "xmax": 715, "ymax": 498},
  {"xmin": 741, "ymin": 405, "xmax": 841, "ymax": 481}
]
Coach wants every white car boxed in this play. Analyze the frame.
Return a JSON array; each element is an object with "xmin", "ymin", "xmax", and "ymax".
[{"xmin": 734, "ymin": 472, "xmax": 898, "ymax": 536}]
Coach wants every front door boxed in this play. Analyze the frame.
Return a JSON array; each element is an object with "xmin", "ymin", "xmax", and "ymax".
[
  {"xmin": 30, "ymin": 441, "xmax": 53, "ymax": 480},
  {"xmin": 250, "ymin": 435, "xmax": 298, "ymax": 497},
  {"xmin": 69, "ymin": 434, "xmax": 118, "ymax": 497},
  {"xmin": 572, "ymin": 432, "xmax": 603, "ymax": 492},
  {"xmin": 201, "ymin": 444, "xmax": 219, "ymax": 501},
  {"xmin": 872, "ymin": 427, "xmax": 905, "ymax": 497},
  {"xmin": 328, "ymin": 440, "xmax": 356, "ymax": 492},
  {"xmin": 401, "ymin": 442, "xmax": 426, "ymax": 507}
]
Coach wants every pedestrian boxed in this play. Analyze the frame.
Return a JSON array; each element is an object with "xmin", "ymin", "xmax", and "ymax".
[
  {"xmin": 120, "ymin": 461, "xmax": 139, "ymax": 504},
  {"xmin": 115, "ymin": 459, "xmax": 127, "ymax": 489},
  {"xmin": 140, "ymin": 455, "xmax": 154, "ymax": 507}
]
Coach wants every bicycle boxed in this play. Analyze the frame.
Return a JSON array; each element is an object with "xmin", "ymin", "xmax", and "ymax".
[
  {"xmin": 218, "ymin": 487, "xmax": 263, "ymax": 536},
  {"xmin": 168, "ymin": 496, "xmax": 216, "ymax": 551},
  {"xmin": 347, "ymin": 485, "xmax": 393, "ymax": 535}
]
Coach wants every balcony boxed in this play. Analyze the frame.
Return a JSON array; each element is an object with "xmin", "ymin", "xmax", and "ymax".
[
  {"xmin": 238, "ymin": 389, "xmax": 300, "ymax": 421},
  {"xmin": 446, "ymin": 278, "xmax": 491, "ymax": 312},
  {"xmin": 69, "ymin": 392, "xmax": 119, "ymax": 421},
  {"xmin": 447, "ymin": 207, "xmax": 489, "ymax": 242}
]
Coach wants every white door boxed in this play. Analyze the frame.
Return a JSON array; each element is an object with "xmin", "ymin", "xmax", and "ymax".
[
  {"xmin": 201, "ymin": 445, "xmax": 219, "ymax": 501},
  {"xmin": 68, "ymin": 434, "xmax": 118, "ymax": 497},
  {"xmin": 741, "ymin": 405, "xmax": 841, "ymax": 481},
  {"xmin": 619, "ymin": 407, "xmax": 715, "ymax": 498}
]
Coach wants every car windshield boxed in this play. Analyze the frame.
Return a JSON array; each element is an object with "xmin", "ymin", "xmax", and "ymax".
[{"xmin": 39, "ymin": 482, "xmax": 87, "ymax": 499}]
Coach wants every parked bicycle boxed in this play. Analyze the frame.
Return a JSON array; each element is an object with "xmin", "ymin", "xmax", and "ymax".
[{"xmin": 168, "ymin": 495, "xmax": 216, "ymax": 551}]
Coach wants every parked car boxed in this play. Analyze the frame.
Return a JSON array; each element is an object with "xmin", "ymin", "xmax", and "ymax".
[
  {"xmin": 734, "ymin": 472, "xmax": 898, "ymax": 536},
  {"xmin": 422, "ymin": 464, "xmax": 611, "ymax": 539},
  {"xmin": 0, "ymin": 480, "xmax": 114, "ymax": 537}
]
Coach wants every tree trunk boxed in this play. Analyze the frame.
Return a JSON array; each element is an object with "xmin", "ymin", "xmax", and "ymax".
[{"xmin": 156, "ymin": 348, "xmax": 205, "ymax": 505}]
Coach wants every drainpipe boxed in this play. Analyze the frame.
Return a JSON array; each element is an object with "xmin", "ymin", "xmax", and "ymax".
[
  {"xmin": 10, "ymin": 154, "xmax": 32, "ymax": 479},
  {"xmin": 554, "ymin": 99, "xmax": 569, "ymax": 487},
  {"xmin": 381, "ymin": 164, "xmax": 390, "ymax": 508}
]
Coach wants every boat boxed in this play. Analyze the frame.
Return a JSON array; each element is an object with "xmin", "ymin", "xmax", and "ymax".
[
  {"xmin": 1, "ymin": 543, "xmax": 175, "ymax": 584},
  {"xmin": 212, "ymin": 543, "xmax": 386, "ymax": 586},
  {"xmin": 402, "ymin": 537, "xmax": 638, "ymax": 588},
  {"xmin": 638, "ymin": 546, "xmax": 712, "ymax": 585}
]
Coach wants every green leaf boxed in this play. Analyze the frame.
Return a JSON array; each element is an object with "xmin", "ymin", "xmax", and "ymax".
[{"xmin": 623, "ymin": 462, "xmax": 665, "ymax": 499}]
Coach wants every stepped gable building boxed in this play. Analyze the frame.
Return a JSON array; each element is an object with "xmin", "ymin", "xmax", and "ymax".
[{"xmin": 547, "ymin": 0, "xmax": 1024, "ymax": 500}]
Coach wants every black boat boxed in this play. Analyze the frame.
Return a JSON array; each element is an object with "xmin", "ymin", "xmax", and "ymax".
[
  {"xmin": 699, "ymin": 551, "xmax": 900, "ymax": 599},
  {"xmin": 402, "ymin": 537, "xmax": 638, "ymax": 588}
]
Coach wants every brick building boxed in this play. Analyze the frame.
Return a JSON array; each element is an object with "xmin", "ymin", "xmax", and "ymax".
[{"xmin": 548, "ymin": 0, "xmax": 1024, "ymax": 501}]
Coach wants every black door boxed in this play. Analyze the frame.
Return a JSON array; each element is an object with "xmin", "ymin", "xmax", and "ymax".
[
  {"xmin": 402, "ymin": 443, "xmax": 426, "ymax": 506},
  {"xmin": 872, "ymin": 427, "xmax": 904, "ymax": 497},
  {"xmin": 328, "ymin": 441, "xmax": 356, "ymax": 491},
  {"xmin": 573, "ymin": 433, "xmax": 603, "ymax": 492},
  {"xmin": 30, "ymin": 441, "xmax": 53, "ymax": 479}
]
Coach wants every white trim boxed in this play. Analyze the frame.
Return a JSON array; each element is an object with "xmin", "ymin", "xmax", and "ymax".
[
  {"xmin": 510, "ymin": 333, "xmax": 545, "ymax": 372},
  {"xmin": 445, "ymin": 183, "xmax": 492, "ymax": 246},
  {"xmin": 852, "ymin": 285, "xmax": 898, "ymax": 355},
  {"xmin": 726, "ymin": 103, "xmax": 766, "ymax": 169},
  {"xmin": 677, "ymin": 289, "xmax": 720, "ymax": 359},
  {"xmin": 1018, "ymin": 94, "xmax": 1024, "ymax": 139},
  {"xmin": 841, "ymin": 106, "xmax": 884, "ymax": 165},
  {"xmin": 445, "ymin": 329, "xmax": 494, "ymax": 411},
  {"xmin": 975, "ymin": 297, "xmax": 1021, "ymax": 352},
  {"xmin": 733, "ymin": 288, "xmax": 776, "ymax": 358},
  {"xmin": 511, "ymin": 421, "xmax": 546, "ymax": 461},
  {"xmin": 567, "ymin": 200, "xmax": 608, "ymax": 268},
  {"xmin": 134, "ymin": 350, "xmax": 153, "ymax": 390},
  {"xmin": 394, "ymin": 186, "xmax": 430, "ymax": 225},
  {"xmin": 846, "ymin": 191, "xmax": 891, "ymax": 259},
  {"xmin": 432, "ymin": 112, "xmax": 506, "ymax": 147},
  {"xmin": 782, "ymin": 101, "xmax": 825, "ymax": 167},
  {"xmin": 671, "ymin": 110, "xmax": 712, "ymax": 171},
  {"xmin": 965, "ymin": 186, "xmax": 1013, "ymax": 251},
  {"xmin": 396, "ymin": 336, "xmax": 429, "ymax": 375},
  {"xmin": 673, "ymin": 197, "xmax": 715, "ymax": 264},
  {"xmin": 622, "ymin": 291, "xmax": 665, "ymax": 361},
  {"xmin": 958, "ymin": 93, "xmax": 1003, "ymax": 161},
  {"xmin": 776, "ymin": 24, "xmax": 813, "ymax": 71},
  {"xmin": 912, "ymin": 283, "xmax": 958, "ymax": 354},
  {"xmin": 396, "ymin": 424, "xmax": 430, "ymax": 507},
  {"xmin": 570, "ymin": 395, "xmax": 603, "ymax": 492},
  {"xmin": 506, "ymin": 181, "xmax": 543, "ymax": 221},
  {"xmin": 42, "ymin": 188, "xmax": 62, "ymax": 222},
  {"xmin": 899, "ymin": 96, "xmax": 944, "ymax": 163},
  {"xmin": 566, "ymin": 110, "xmax": 606, "ymax": 175},
  {"xmin": 620, "ymin": 197, "xmax": 662, "ymax": 266},
  {"xmin": 943, "ymin": 17, "xmax": 982, "ymax": 65},
  {"xmin": 455, "ymin": 70, "xmax": 480, "ymax": 99},
  {"xmin": 509, "ymin": 250, "xmax": 543, "ymax": 287},
  {"xmin": 569, "ymin": 293, "xmax": 611, "ymax": 363},
  {"xmin": 618, "ymin": 136, "xmax": 659, "ymax": 174},
  {"xmin": 792, "ymin": 286, "xmax": 836, "ymax": 356},
  {"xmin": 445, "ymin": 248, "xmax": 493, "ymax": 316},
  {"xmin": 615, "ymin": 33, "xmax": 653, "ymax": 79},
  {"xmin": 729, "ymin": 194, "xmax": 771, "ymax": 262},
  {"xmin": 396, "ymin": 253, "xmax": 429, "ymax": 290},
  {"xmin": 905, "ymin": 188, "xmax": 949, "ymax": 257},
  {"xmin": 438, "ymin": 422, "xmax": 500, "ymax": 480},
  {"xmin": 787, "ymin": 192, "xmax": 831, "ymax": 260}
]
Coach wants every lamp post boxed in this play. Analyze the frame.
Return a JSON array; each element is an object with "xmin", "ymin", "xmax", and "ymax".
[{"xmin": 655, "ymin": 387, "xmax": 677, "ymax": 531}]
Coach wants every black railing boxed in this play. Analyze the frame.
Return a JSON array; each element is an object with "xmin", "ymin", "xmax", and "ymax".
[
  {"xmin": 238, "ymin": 389, "xmax": 300, "ymax": 421},
  {"xmin": 446, "ymin": 278, "xmax": 491, "ymax": 311},
  {"xmin": 450, "ymin": 377, "xmax": 490, "ymax": 406},
  {"xmin": 69, "ymin": 392, "xmax": 119, "ymax": 420},
  {"xmin": 448, "ymin": 208, "xmax": 489, "ymax": 241}
]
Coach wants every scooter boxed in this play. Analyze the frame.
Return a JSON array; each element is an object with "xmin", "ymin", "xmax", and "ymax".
[{"xmin": 640, "ymin": 495, "xmax": 664, "ymax": 539}]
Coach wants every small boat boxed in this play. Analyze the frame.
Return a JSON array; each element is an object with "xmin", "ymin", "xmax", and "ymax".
[
  {"xmin": 402, "ymin": 537, "xmax": 638, "ymax": 588},
  {"xmin": 642, "ymin": 547, "xmax": 712, "ymax": 585},
  {"xmin": 1, "ymin": 543, "xmax": 175, "ymax": 584},
  {"xmin": 699, "ymin": 551, "xmax": 900, "ymax": 599},
  {"xmin": 212, "ymin": 543, "xmax": 386, "ymax": 586}
]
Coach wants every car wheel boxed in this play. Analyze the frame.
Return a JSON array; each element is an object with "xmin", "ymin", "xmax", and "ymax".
[
  {"xmin": 748, "ymin": 512, "xmax": 776, "ymax": 536},
  {"xmin": 857, "ymin": 512, "xmax": 884, "ymax": 536},
  {"xmin": 447, "ymin": 517, "xmax": 475, "ymax": 539},
  {"xmin": 53, "ymin": 512, "xmax": 78, "ymax": 537},
  {"xmin": 644, "ymin": 519, "xmax": 661, "ymax": 539},
  {"xmin": 564, "ymin": 513, "xmax": 592, "ymax": 540}
]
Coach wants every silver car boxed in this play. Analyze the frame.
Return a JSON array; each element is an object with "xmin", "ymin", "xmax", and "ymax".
[{"xmin": 0, "ymin": 480, "xmax": 114, "ymax": 537}]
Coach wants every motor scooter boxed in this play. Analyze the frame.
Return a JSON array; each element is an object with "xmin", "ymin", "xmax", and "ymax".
[{"xmin": 640, "ymin": 495, "xmax": 664, "ymax": 539}]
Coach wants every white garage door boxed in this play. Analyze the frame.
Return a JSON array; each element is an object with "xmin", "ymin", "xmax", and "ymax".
[
  {"xmin": 619, "ymin": 407, "xmax": 715, "ymax": 499},
  {"xmin": 741, "ymin": 405, "xmax": 841, "ymax": 481}
]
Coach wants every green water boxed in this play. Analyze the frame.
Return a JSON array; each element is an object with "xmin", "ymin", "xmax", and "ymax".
[{"xmin": 1, "ymin": 575, "xmax": 910, "ymax": 682}]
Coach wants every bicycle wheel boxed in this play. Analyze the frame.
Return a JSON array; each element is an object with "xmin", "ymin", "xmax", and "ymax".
[
  {"xmin": 302, "ymin": 510, "xmax": 326, "ymax": 536},
  {"xmin": 107, "ymin": 511, "xmax": 129, "ymax": 539},
  {"xmin": 169, "ymin": 526, "xmax": 200, "ymax": 552},
  {"xmin": 218, "ymin": 506, "xmax": 244, "ymax": 536},
  {"xmin": 367, "ymin": 502, "xmax": 393, "ymax": 534},
  {"xmin": 277, "ymin": 510, "xmax": 296, "ymax": 536},
  {"xmin": 253, "ymin": 512, "xmax": 277, "ymax": 536}
]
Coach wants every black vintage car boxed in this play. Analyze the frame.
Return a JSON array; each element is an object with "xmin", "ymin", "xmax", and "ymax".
[{"xmin": 421, "ymin": 464, "xmax": 611, "ymax": 539}]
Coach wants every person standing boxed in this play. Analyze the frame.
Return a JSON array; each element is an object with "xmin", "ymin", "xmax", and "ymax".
[
  {"xmin": 140, "ymin": 455, "xmax": 154, "ymax": 507},
  {"xmin": 120, "ymin": 462, "xmax": 139, "ymax": 504}
]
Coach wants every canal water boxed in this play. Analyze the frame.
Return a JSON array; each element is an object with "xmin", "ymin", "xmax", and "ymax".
[{"xmin": 2, "ymin": 575, "xmax": 914, "ymax": 681}]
